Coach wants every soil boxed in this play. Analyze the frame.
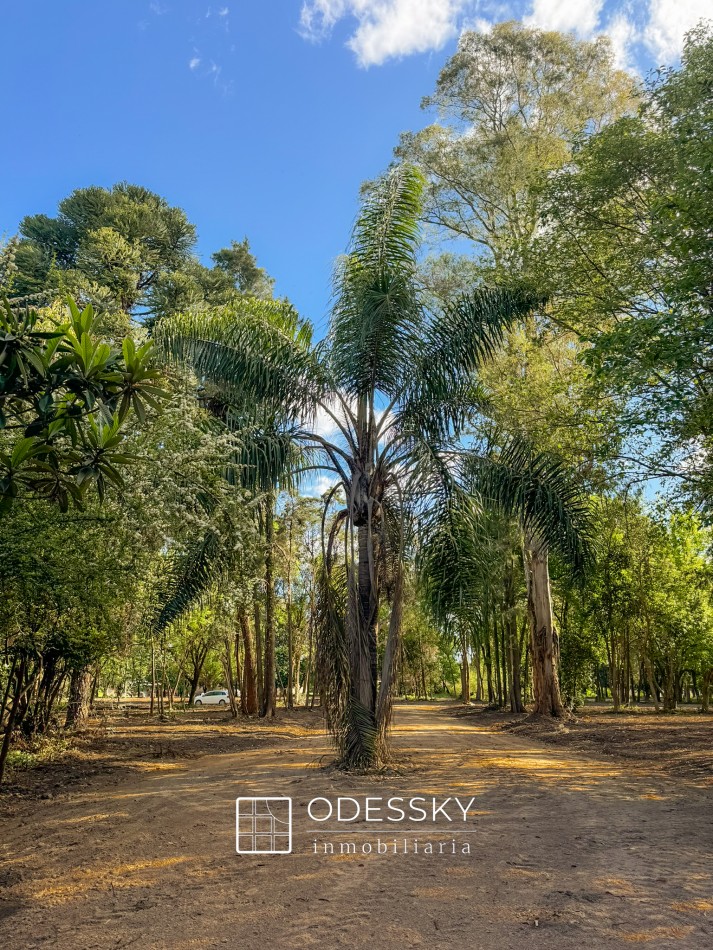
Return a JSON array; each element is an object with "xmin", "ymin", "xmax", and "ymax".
[{"xmin": 1, "ymin": 702, "xmax": 713, "ymax": 949}]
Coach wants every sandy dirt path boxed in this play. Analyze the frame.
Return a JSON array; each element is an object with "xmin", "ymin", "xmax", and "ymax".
[{"xmin": 1, "ymin": 702, "xmax": 712, "ymax": 949}]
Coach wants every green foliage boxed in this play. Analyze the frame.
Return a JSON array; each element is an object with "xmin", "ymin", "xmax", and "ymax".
[
  {"xmin": 537, "ymin": 25, "xmax": 713, "ymax": 499},
  {"xmin": 397, "ymin": 20, "xmax": 636, "ymax": 276},
  {"xmin": 0, "ymin": 298, "xmax": 166, "ymax": 512},
  {"xmin": 10, "ymin": 183, "xmax": 275, "ymax": 329},
  {"xmin": 13, "ymin": 183, "xmax": 195, "ymax": 321},
  {"xmin": 212, "ymin": 239, "xmax": 275, "ymax": 298},
  {"xmin": 467, "ymin": 439, "xmax": 592, "ymax": 577},
  {"xmin": 558, "ymin": 496, "xmax": 713, "ymax": 708}
]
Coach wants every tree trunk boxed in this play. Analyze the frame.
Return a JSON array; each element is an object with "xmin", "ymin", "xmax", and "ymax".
[
  {"xmin": 286, "ymin": 518, "xmax": 294, "ymax": 709},
  {"xmin": 492, "ymin": 613, "xmax": 503, "ymax": 707},
  {"xmin": 261, "ymin": 494, "xmax": 277, "ymax": 718},
  {"xmin": 0, "ymin": 655, "xmax": 27, "ymax": 785},
  {"xmin": 89, "ymin": 669, "xmax": 99, "ymax": 709},
  {"xmin": 239, "ymin": 608, "xmax": 259, "ymax": 714},
  {"xmin": 236, "ymin": 631, "xmax": 248, "ymax": 716},
  {"xmin": 644, "ymin": 655, "xmax": 660, "ymax": 711},
  {"xmin": 419, "ymin": 635, "xmax": 428, "ymax": 700},
  {"xmin": 460, "ymin": 656, "xmax": 470, "ymax": 703},
  {"xmin": 187, "ymin": 649, "xmax": 207, "ymax": 705},
  {"xmin": 701, "ymin": 669, "xmax": 712, "ymax": 713},
  {"xmin": 305, "ymin": 580, "xmax": 314, "ymax": 709},
  {"xmin": 474, "ymin": 647, "xmax": 483, "ymax": 703},
  {"xmin": 0, "ymin": 654, "xmax": 18, "ymax": 728},
  {"xmin": 662, "ymin": 656, "xmax": 677, "ymax": 711},
  {"xmin": 65, "ymin": 667, "xmax": 93, "ymax": 729},
  {"xmin": 505, "ymin": 555, "xmax": 524, "ymax": 713},
  {"xmin": 482, "ymin": 641, "xmax": 494, "ymax": 704},
  {"xmin": 376, "ymin": 567, "xmax": 403, "ymax": 755},
  {"xmin": 354, "ymin": 523, "xmax": 378, "ymax": 714},
  {"xmin": 254, "ymin": 586, "xmax": 264, "ymax": 712},
  {"xmin": 525, "ymin": 535, "xmax": 564, "ymax": 717},
  {"xmin": 150, "ymin": 640, "xmax": 156, "ymax": 715},
  {"xmin": 341, "ymin": 520, "xmax": 380, "ymax": 766},
  {"xmin": 222, "ymin": 638, "xmax": 239, "ymax": 718}
]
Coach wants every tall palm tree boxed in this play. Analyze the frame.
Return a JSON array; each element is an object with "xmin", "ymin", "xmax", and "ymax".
[
  {"xmin": 158, "ymin": 164, "xmax": 587, "ymax": 766},
  {"xmin": 420, "ymin": 439, "xmax": 592, "ymax": 716}
]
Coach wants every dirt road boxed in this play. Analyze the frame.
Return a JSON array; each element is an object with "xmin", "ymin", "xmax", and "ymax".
[{"xmin": 1, "ymin": 703, "xmax": 712, "ymax": 949}]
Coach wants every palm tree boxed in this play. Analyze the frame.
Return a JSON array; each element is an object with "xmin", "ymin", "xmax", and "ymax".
[
  {"xmin": 159, "ymin": 164, "xmax": 588, "ymax": 766},
  {"xmin": 420, "ymin": 439, "xmax": 591, "ymax": 716}
]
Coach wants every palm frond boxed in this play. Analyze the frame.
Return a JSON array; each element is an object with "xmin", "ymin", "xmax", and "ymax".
[
  {"xmin": 395, "ymin": 377, "xmax": 491, "ymax": 445},
  {"xmin": 157, "ymin": 298, "xmax": 327, "ymax": 421},
  {"xmin": 152, "ymin": 530, "xmax": 224, "ymax": 634},
  {"xmin": 466, "ymin": 437, "xmax": 593, "ymax": 576},
  {"xmin": 403, "ymin": 287, "xmax": 543, "ymax": 435},
  {"xmin": 328, "ymin": 165, "xmax": 425, "ymax": 398},
  {"xmin": 417, "ymin": 489, "xmax": 484, "ymax": 626}
]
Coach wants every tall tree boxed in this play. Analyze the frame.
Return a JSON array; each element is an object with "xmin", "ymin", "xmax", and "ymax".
[
  {"xmin": 10, "ymin": 183, "xmax": 274, "ymax": 331},
  {"xmin": 537, "ymin": 25, "xmax": 713, "ymax": 506},
  {"xmin": 397, "ymin": 22, "xmax": 633, "ymax": 715},
  {"xmin": 397, "ymin": 20, "xmax": 636, "ymax": 277},
  {"xmin": 159, "ymin": 164, "xmax": 590, "ymax": 765},
  {"xmin": 13, "ymin": 184, "xmax": 195, "ymax": 325}
]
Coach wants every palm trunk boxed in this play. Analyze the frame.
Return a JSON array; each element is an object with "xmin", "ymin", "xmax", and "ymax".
[
  {"xmin": 354, "ymin": 523, "xmax": 378, "ymax": 713},
  {"xmin": 376, "ymin": 568, "xmax": 403, "ymax": 755},
  {"xmin": 341, "ymin": 521, "xmax": 380, "ymax": 767},
  {"xmin": 525, "ymin": 534, "xmax": 564, "ymax": 717}
]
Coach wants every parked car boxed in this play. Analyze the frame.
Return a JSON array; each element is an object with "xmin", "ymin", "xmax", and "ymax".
[{"xmin": 193, "ymin": 689, "xmax": 230, "ymax": 706}]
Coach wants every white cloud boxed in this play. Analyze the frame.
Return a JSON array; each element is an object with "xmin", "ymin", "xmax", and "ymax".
[
  {"xmin": 189, "ymin": 56, "xmax": 201, "ymax": 70},
  {"xmin": 298, "ymin": 1, "xmax": 710, "ymax": 68},
  {"xmin": 218, "ymin": 6, "xmax": 230, "ymax": 16},
  {"xmin": 606, "ymin": 10, "xmax": 640, "ymax": 71},
  {"xmin": 525, "ymin": 0, "xmax": 604, "ymax": 37},
  {"xmin": 300, "ymin": 0, "xmax": 469, "ymax": 67},
  {"xmin": 312, "ymin": 404, "xmax": 341, "ymax": 438},
  {"xmin": 643, "ymin": 0, "xmax": 710, "ymax": 60},
  {"xmin": 304, "ymin": 473, "xmax": 340, "ymax": 498}
]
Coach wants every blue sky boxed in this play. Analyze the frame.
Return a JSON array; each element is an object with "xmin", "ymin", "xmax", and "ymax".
[{"xmin": 0, "ymin": 1, "xmax": 705, "ymax": 332}]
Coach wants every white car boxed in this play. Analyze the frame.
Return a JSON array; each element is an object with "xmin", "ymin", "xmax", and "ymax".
[{"xmin": 194, "ymin": 689, "xmax": 229, "ymax": 706}]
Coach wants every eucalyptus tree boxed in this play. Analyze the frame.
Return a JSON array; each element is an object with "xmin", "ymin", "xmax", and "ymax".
[
  {"xmin": 159, "ymin": 164, "xmax": 588, "ymax": 765},
  {"xmin": 397, "ymin": 21, "xmax": 636, "ymax": 278}
]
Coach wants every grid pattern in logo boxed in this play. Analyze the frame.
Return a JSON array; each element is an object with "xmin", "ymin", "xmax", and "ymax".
[{"xmin": 236, "ymin": 797, "xmax": 292, "ymax": 854}]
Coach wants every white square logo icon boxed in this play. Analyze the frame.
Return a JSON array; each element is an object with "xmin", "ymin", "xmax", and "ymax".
[{"xmin": 236, "ymin": 797, "xmax": 292, "ymax": 854}]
